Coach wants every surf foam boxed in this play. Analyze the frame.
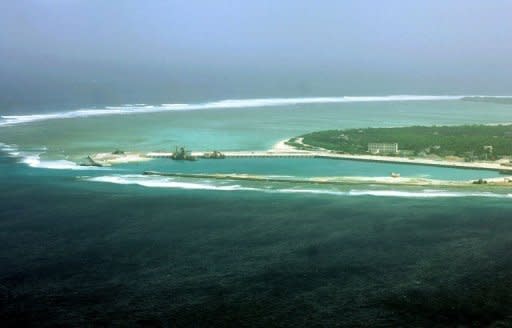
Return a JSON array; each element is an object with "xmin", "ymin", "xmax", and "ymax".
[
  {"xmin": 84, "ymin": 174, "xmax": 512, "ymax": 198},
  {"xmin": 0, "ymin": 143, "xmax": 20, "ymax": 157},
  {"xmin": 0, "ymin": 95, "xmax": 467, "ymax": 127},
  {"xmin": 86, "ymin": 175, "xmax": 259, "ymax": 191},
  {"xmin": 20, "ymin": 154, "xmax": 89, "ymax": 170},
  {"xmin": 0, "ymin": 143, "xmax": 107, "ymax": 170}
]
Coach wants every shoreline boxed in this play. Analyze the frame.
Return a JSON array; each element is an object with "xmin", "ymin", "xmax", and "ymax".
[
  {"xmin": 88, "ymin": 139, "xmax": 512, "ymax": 174},
  {"xmin": 142, "ymin": 171, "xmax": 512, "ymax": 188}
]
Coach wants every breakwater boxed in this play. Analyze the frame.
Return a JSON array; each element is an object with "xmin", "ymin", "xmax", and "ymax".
[{"xmin": 142, "ymin": 171, "xmax": 468, "ymax": 187}]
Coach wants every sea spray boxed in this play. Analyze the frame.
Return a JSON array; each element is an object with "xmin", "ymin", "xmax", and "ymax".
[{"xmin": 0, "ymin": 143, "xmax": 107, "ymax": 170}]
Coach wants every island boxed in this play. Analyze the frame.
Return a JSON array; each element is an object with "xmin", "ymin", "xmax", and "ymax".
[
  {"xmin": 83, "ymin": 124, "xmax": 512, "ymax": 187},
  {"xmin": 293, "ymin": 124, "xmax": 512, "ymax": 163}
]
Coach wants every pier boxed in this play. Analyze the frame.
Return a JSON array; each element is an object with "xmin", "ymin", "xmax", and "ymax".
[
  {"xmin": 87, "ymin": 149, "xmax": 512, "ymax": 174},
  {"xmin": 143, "ymin": 150, "xmax": 512, "ymax": 173},
  {"xmin": 146, "ymin": 151, "xmax": 316, "ymax": 159}
]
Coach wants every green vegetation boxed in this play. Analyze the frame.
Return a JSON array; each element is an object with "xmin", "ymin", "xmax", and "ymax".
[
  {"xmin": 300, "ymin": 125, "xmax": 512, "ymax": 161},
  {"xmin": 462, "ymin": 97, "xmax": 512, "ymax": 105}
]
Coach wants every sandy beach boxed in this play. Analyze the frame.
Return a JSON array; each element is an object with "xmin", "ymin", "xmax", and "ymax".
[
  {"xmin": 269, "ymin": 138, "xmax": 309, "ymax": 153},
  {"xmin": 271, "ymin": 137, "xmax": 512, "ymax": 173}
]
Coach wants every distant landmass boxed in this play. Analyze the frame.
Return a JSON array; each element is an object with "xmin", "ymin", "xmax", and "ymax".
[
  {"xmin": 462, "ymin": 96, "xmax": 512, "ymax": 105},
  {"xmin": 296, "ymin": 124, "xmax": 512, "ymax": 161}
]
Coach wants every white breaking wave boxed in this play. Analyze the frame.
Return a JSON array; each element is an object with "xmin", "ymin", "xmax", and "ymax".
[
  {"xmin": 275, "ymin": 188, "xmax": 511, "ymax": 198},
  {"xmin": 0, "ymin": 143, "xmax": 106, "ymax": 170},
  {"xmin": 0, "ymin": 143, "xmax": 20, "ymax": 157},
  {"xmin": 20, "ymin": 153, "xmax": 88, "ymax": 170},
  {"xmin": 86, "ymin": 175, "xmax": 259, "ymax": 191},
  {"xmin": 84, "ymin": 174, "xmax": 512, "ymax": 199},
  {"xmin": 0, "ymin": 95, "xmax": 466, "ymax": 127},
  {"xmin": 348, "ymin": 189, "xmax": 510, "ymax": 198}
]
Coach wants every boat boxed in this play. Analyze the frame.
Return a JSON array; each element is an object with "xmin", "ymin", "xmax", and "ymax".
[
  {"xmin": 202, "ymin": 150, "xmax": 225, "ymax": 159},
  {"xmin": 171, "ymin": 146, "xmax": 197, "ymax": 161}
]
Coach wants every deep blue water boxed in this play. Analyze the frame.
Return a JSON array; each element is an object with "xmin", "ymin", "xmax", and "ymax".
[{"xmin": 3, "ymin": 153, "xmax": 512, "ymax": 326}]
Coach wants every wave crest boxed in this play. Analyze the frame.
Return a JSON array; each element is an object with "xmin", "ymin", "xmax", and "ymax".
[
  {"xmin": 0, "ymin": 95, "xmax": 466, "ymax": 127},
  {"xmin": 84, "ymin": 174, "xmax": 512, "ymax": 198},
  {"xmin": 0, "ymin": 143, "xmax": 106, "ymax": 170}
]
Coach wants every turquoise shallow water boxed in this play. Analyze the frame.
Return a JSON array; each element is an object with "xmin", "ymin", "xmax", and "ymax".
[
  {"xmin": 2, "ymin": 99, "xmax": 512, "ymax": 161},
  {"xmin": 2, "ymin": 98, "xmax": 512, "ymax": 325},
  {"xmin": 122, "ymin": 157, "xmax": 502, "ymax": 180}
]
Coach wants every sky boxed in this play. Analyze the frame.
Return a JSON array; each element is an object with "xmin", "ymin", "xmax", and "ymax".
[{"xmin": 1, "ymin": 0, "xmax": 512, "ymax": 108}]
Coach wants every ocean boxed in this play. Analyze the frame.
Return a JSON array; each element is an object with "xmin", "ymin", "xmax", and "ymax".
[{"xmin": 2, "ymin": 96, "xmax": 512, "ymax": 326}]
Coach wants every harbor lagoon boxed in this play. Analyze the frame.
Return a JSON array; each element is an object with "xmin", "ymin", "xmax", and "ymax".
[{"xmin": 122, "ymin": 157, "xmax": 503, "ymax": 180}]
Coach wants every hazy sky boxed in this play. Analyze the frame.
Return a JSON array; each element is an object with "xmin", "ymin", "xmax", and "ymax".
[{"xmin": 1, "ymin": 0, "xmax": 512, "ymax": 106}]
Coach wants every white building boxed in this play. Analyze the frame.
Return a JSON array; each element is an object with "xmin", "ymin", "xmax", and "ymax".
[{"xmin": 368, "ymin": 143, "xmax": 398, "ymax": 154}]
